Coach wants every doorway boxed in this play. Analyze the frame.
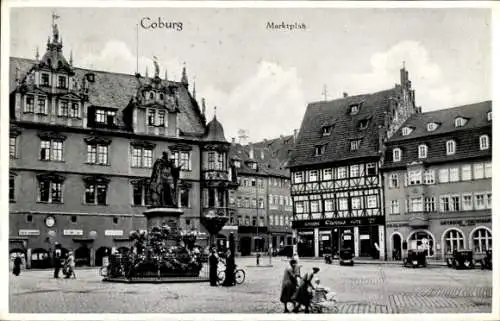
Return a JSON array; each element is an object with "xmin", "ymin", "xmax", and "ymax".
[
  {"xmin": 239, "ymin": 236, "xmax": 252, "ymax": 256},
  {"xmin": 95, "ymin": 247, "xmax": 111, "ymax": 266},
  {"xmin": 75, "ymin": 245, "xmax": 91, "ymax": 267},
  {"xmin": 392, "ymin": 234, "xmax": 402, "ymax": 260}
]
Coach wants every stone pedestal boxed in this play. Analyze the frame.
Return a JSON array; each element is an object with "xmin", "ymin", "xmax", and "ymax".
[{"xmin": 144, "ymin": 207, "xmax": 184, "ymax": 233}]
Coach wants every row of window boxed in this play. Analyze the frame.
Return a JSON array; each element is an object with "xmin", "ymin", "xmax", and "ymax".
[
  {"xmin": 268, "ymin": 214, "xmax": 292, "ymax": 227},
  {"xmin": 147, "ymin": 108, "xmax": 167, "ymax": 127},
  {"xmin": 23, "ymin": 95, "xmax": 81, "ymax": 118},
  {"xmin": 387, "ymin": 162, "xmax": 492, "ymax": 188},
  {"xmin": 295, "ymin": 194, "xmax": 380, "ymax": 214},
  {"xmin": 23, "ymin": 214, "xmax": 120, "ymax": 225},
  {"xmin": 235, "ymin": 215, "xmax": 266, "ymax": 227},
  {"xmin": 233, "ymin": 197, "xmax": 265, "ymax": 209},
  {"xmin": 10, "ymin": 136, "xmax": 192, "ymax": 170},
  {"xmin": 9, "ymin": 177, "xmax": 190, "ymax": 207},
  {"xmin": 389, "ymin": 192, "xmax": 492, "ymax": 214},
  {"xmin": 205, "ymin": 151, "xmax": 227, "ymax": 171},
  {"xmin": 236, "ymin": 176, "xmax": 290, "ymax": 189},
  {"xmin": 392, "ymin": 135, "xmax": 490, "ymax": 162},
  {"xmin": 38, "ymin": 72, "xmax": 69, "ymax": 88},
  {"xmin": 314, "ymin": 138, "xmax": 364, "ymax": 156},
  {"xmin": 293, "ymin": 163, "xmax": 378, "ymax": 184}
]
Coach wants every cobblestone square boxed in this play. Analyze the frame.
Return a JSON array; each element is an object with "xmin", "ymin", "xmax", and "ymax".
[{"xmin": 9, "ymin": 258, "xmax": 492, "ymax": 314}]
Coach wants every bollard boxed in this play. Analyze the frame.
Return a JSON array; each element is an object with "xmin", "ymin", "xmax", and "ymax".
[{"xmin": 256, "ymin": 253, "xmax": 261, "ymax": 266}]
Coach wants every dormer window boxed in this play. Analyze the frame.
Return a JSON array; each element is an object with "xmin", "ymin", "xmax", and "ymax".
[
  {"xmin": 322, "ymin": 125, "xmax": 332, "ymax": 136},
  {"xmin": 41, "ymin": 73, "xmax": 50, "ymax": 87},
  {"xmin": 487, "ymin": 111, "xmax": 492, "ymax": 121},
  {"xmin": 234, "ymin": 160, "xmax": 241, "ymax": 168},
  {"xmin": 57, "ymin": 75, "xmax": 67, "ymax": 89},
  {"xmin": 427, "ymin": 122, "xmax": 439, "ymax": 132},
  {"xmin": 349, "ymin": 104, "xmax": 360, "ymax": 115},
  {"xmin": 315, "ymin": 144, "xmax": 326, "ymax": 156},
  {"xmin": 350, "ymin": 139, "xmax": 361, "ymax": 151},
  {"xmin": 148, "ymin": 109, "xmax": 156, "ymax": 126},
  {"xmin": 358, "ymin": 119, "xmax": 370, "ymax": 130},
  {"xmin": 401, "ymin": 127, "xmax": 413, "ymax": 136},
  {"xmin": 95, "ymin": 109, "xmax": 116, "ymax": 126},
  {"xmin": 250, "ymin": 162, "xmax": 257, "ymax": 170},
  {"xmin": 393, "ymin": 148, "xmax": 402, "ymax": 162},
  {"xmin": 454, "ymin": 117, "xmax": 467, "ymax": 128}
]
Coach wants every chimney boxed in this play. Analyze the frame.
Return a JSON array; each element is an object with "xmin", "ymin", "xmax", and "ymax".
[
  {"xmin": 249, "ymin": 143, "xmax": 254, "ymax": 159},
  {"xmin": 231, "ymin": 137, "xmax": 236, "ymax": 144},
  {"xmin": 293, "ymin": 129, "xmax": 298, "ymax": 140},
  {"xmin": 343, "ymin": 92, "xmax": 348, "ymax": 98}
]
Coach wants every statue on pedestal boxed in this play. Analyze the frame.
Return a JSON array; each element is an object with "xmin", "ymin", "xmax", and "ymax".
[{"xmin": 149, "ymin": 150, "xmax": 182, "ymax": 208}]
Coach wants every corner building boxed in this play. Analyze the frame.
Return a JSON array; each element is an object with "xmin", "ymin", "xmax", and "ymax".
[
  {"xmin": 382, "ymin": 101, "xmax": 492, "ymax": 261},
  {"xmin": 288, "ymin": 67, "xmax": 418, "ymax": 258},
  {"xmin": 8, "ymin": 23, "xmax": 236, "ymax": 268}
]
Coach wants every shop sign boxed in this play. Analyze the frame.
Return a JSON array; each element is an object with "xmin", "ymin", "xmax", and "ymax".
[
  {"xmin": 292, "ymin": 216, "xmax": 384, "ymax": 229},
  {"xmin": 321, "ymin": 235, "xmax": 330, "ymax": 241},
  {"xmin": 360, "ymin": 234, "xmax": 370, "ymax": 240},
  {"xmin": 222, "ymin": 225, "xmax": 238, "ymax": 230},
  {"xmin": 440, "ymin": 218, "xmax": 491, "ymax": 226},
  {"xmin": 298, "ymin": 231, "xmax": 314, "ymax": 235},
  {"xmin": 386, "ymin": 223, "xmax": 409, "ymax": 228},
  {"xmin": 63, "ymin": 229, "xmax": 83, "ymax": 236},
  {"xmin": 18, "ymin": 229, "xmax": 40, "ymax": 236},
  {"xmin": 105, "ymin": 230, "xmax": 123, "ymax": 236}
]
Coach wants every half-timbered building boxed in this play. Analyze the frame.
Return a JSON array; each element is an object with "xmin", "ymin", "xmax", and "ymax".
[{"xmin": 288, "ymin": 67, "xmax": 419, "ymax": 258}]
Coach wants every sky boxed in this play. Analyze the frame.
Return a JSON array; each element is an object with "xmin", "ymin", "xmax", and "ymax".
[{"xmin": 10, "ymin": 7, "xmax": 491, "ymax": 142}]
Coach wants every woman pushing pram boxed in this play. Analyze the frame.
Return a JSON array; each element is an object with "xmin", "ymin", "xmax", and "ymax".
[{"xmin": 291, "ymin": 266, "xmax": 338, "ymax": 313}]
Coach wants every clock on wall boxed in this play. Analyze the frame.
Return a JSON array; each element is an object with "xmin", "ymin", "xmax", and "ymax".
[{"xmin": 45, "ymin": 216, "xmax": 56, "ymax": 228}]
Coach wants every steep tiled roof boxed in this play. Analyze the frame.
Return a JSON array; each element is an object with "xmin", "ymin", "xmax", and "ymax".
[
  {"xmin": 10, "ymin": 57, "xmax": 206, "ymax": 136},
  {"xmin": 288, "ymin": 89, "xmax": 397, "ymax": 168},
  {"xmin": 389, "ymin": 101, "xmax": 492, "ymax": 142},
  {"xmin": 229, "ymin": 134, "xmax": 294, "ymax": 178}
]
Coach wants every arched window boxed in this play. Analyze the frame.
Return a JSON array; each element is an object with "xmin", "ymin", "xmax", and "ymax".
[
  {"xmin": 418, "ymin": 144, "xmax": 428, "ymax": 159},
  {"xmin": 159, "ymin": 93, "xmax": 164, "ymax": 100},
  {"xmin": 149, "ymin": 92, "xmax": 154, "ymax": 100},
  {"xmin": 446, "ymin": 140, "xmax": 456, "ymax": 155},
  {"xmin": 393, "ymin": 148, "xmax": 402, "ymax": 162},
  {"xmin": 479, "ymin": 135, "xmax": 489, "ymax": 150},
  {"xmin": 471, "ymin": 228, "xmax": 492, "ymax": 253},
  {"xmin": 443, "ymin": 229, "xmax": 465, "ymax": 254},
  {"xmin": 408, "ymin": 230, "xmax": 434, "ymax": 257}
]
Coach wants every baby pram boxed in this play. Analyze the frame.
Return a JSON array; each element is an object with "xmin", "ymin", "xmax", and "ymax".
[
  {"xmin": 63, "ymin": 259, "xmax": 76, "ymax": 279},
  {"xmin": 309, "ymin": 286, "xmax": 338, "ymax": 313}
]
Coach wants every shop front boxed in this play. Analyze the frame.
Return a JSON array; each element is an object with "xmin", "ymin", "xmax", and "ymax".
[
  {"xmin": 292, "ymin": 216, "xmax": 385, "ymax": 258},
  {"xmin": 386, "ymin": 217, "xmax": 492, "ymax": 261}
]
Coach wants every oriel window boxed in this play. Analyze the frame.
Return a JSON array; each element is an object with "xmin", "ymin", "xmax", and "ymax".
[
  {"xmin": 57, "ymin": 76, "xmax": 67, "ymax": 89},
  {"xmin": 24, "ymin": 95, "xmax": 35, "ymax": 113},
  {"xmin": 36, "ymin": 97, "xmax": 47, "ymax": 114}
]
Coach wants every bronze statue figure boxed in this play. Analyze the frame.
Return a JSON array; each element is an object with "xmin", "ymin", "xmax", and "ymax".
[{"xmin": 149, "ymin": 150, "xmax": 182, "ymax": 208}]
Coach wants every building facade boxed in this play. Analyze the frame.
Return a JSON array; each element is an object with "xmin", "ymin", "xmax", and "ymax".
[
  {"xmin": 288, "ymin": 67, "xmax": 419, "ymax": 258},
  {"xmin": 227, "ymin": 135, "xmax": 295, "ymax": 255},
  {"xmin": 382, "ymin": 101, "xmax": 492, "ymax": 261},
  {"xmin": 9, "ymin": 21, "xmax": 236, "ymax": 268}
]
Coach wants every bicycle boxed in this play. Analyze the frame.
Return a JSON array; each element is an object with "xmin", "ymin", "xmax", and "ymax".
[{"xmin": 217, "ymin": 264, "xmax": 245, "ymax": 285}]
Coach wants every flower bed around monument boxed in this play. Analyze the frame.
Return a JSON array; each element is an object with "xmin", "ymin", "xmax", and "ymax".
[{"xmin": 106, "ymin": 225, "xmax": 204, "ymax": 279}]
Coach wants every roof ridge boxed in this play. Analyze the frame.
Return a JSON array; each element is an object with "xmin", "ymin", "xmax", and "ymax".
[{"xmin": 308, "ymin": 88, "xmax": 396, "ymax": 106}]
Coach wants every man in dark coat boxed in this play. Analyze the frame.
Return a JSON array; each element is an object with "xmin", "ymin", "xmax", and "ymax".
[
  {"xmin": 280, "ymin": 259, "xmax": 299, "ymax": 312},
  {"xmin": 53, "ymin": 243, "xmax": 63, "ymax": 278},
  {"xmin": 293, "ymin": 266, "xmax": 320, "ymax": 313},
  {"xmin": 209, "ymin": 247, "xmax": 219, "ymax": 286},
  {"xmin": 13, "ymin": 255, "xmax": 22, "ymax": 276}
]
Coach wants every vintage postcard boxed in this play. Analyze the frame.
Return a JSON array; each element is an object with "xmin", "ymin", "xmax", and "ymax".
[{"xmin": 1, "ymin": 1, "xmax": 498, "ymax": 320}]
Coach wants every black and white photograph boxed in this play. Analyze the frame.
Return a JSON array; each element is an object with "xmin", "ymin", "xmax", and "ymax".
[{"xmin": 2, "ymin": 1, "xmax": 498, "ymax": 319}]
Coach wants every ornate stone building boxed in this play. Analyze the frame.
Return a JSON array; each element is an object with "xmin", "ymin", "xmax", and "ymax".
[
  {"xmin": 288, "ymin": 67, "xmax": 419, "ymax": 258},
  {"xmin": 9, "ymin": 20, "xmax": 236, "ymax": 268},
  {"xmin": 382, "ymin": 101, "xmax": 492, "ymax": 261}
]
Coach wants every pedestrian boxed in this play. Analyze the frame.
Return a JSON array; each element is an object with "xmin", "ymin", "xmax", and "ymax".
[
  {"xmin": 13, "ymin": 254, "xmax": 22, "ymax": 276},
  {"xmin": 209, "ymin": 246, "xmax": 219, "ymax": 286},
  {"xmin": 64, "ymin": 251, "xmax": 76, "ymax": 279},
  {"xmin": 292, "ymin": 252, "xmax": 301, "ymax": 277},
  {"xmin": 222, "ymin": 248, "xmax": 235, "ymax": 286},
  {"xmin": 293, "ymin": 266, "xmax": 320, "ymax": 313},
  {"xmin": 53, "ymin": 243, "xmax": 63, "ymax": 279},
  {"xmin": 280, "ymin": 259, "xmax": 299, "ymax": 313}
]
